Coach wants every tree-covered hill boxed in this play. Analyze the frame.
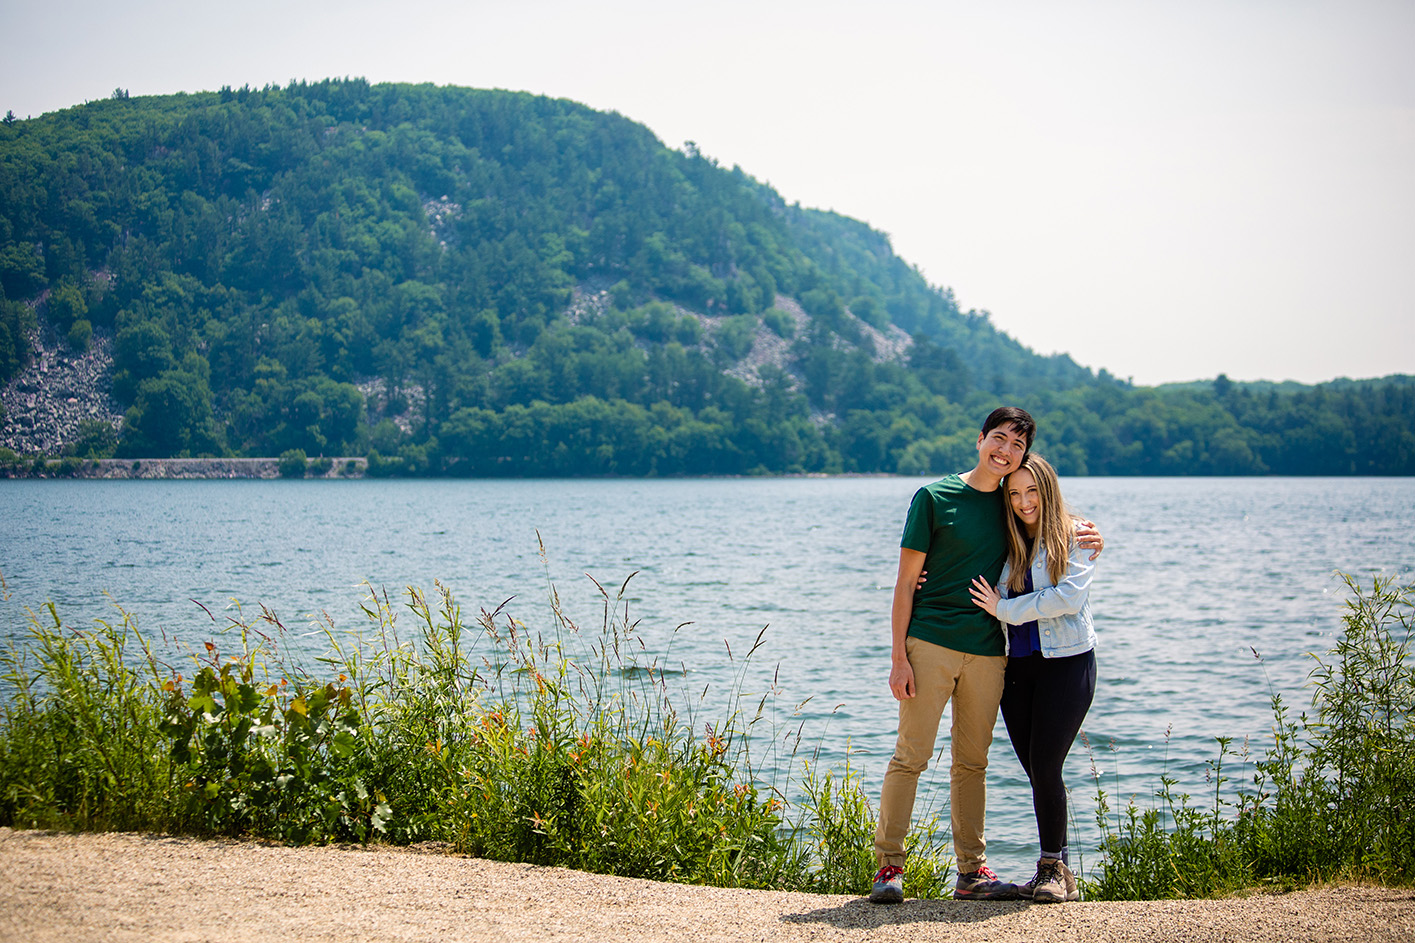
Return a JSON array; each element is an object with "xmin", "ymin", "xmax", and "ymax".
[{"xmin": 1, "ymin": 80, "xmax": 1410, "ymax": 475}]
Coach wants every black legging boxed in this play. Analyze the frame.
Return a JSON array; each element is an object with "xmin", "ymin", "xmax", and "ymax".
[{"xmin": 999, "ymin": 649, "xmax": 1096, "ymax": 855}]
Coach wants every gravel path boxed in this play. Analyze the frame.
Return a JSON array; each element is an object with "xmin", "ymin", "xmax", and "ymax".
[{"xmin": 2, "ymin": 828, "xmax": 1412, "ymax": 943}]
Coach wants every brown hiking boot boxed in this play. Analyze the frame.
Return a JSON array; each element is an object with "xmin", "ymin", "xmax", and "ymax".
[{"xmin": 1027, "ymin": 857, "xmax": 1079, "ymax": 903}]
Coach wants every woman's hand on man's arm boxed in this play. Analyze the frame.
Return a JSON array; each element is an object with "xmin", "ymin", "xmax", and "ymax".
[{"xmin": 969, "ymin": 576, "xmax": 1001, "ymax": 616}]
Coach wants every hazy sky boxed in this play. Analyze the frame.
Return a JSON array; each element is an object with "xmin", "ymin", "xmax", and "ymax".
[{"xmin": 3, "ymin": 0, "xmax": 1411, "ymax": 385}]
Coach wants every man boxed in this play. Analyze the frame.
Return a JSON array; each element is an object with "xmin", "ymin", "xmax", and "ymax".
[{"xmin": 868, "ymin": 407, "xmax": 1101, "ymax": 904}]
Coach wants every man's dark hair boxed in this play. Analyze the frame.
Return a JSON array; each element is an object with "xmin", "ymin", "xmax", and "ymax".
[{"xmin": 980, "ymin": 406, "xmax": 1036, "ymax": 448}]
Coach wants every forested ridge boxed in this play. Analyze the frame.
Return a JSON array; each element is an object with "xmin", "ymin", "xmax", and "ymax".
[{"xmin": 1, "ymin": 79, "xmax": 1410, "ymax": 475}]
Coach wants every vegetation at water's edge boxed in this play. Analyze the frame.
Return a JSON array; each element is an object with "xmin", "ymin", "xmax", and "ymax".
[
  {"xmin": 2, "ymin": 80, "xmax": 1412, "ymax": 475},
  {"xmin": 1086, "ymin": 573, "xmax": 1414, "ymax": 898},
  {"xmin": 0, "ymin": 565, "xmax": 1409, "ymax": 898},
  {"xmin": 0, "ymin": 553, "xmax": 954, "ymax": 897}
]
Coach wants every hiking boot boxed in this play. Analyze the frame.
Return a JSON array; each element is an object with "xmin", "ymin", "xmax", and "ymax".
[
  {"xmin": 953, "ymin": 864, "xmax": 1017, "ymax": 900},
  {"xmin": 868, "ymin": 864, "xmax": 905, "ymax": 904},
  {"xmin": 1028, "ymin": 857, "xmax": 1079, "ymax": 903}
]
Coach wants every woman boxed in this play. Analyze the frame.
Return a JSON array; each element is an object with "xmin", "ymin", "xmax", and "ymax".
[{"xmin": 969, "ymin": 453, "xmax": 1096, "ymax": 904}]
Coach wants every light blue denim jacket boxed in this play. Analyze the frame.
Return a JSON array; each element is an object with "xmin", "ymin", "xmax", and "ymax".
[{"xmin": 995, "ymin": 529, "xmax": 1096, "ymax": 658}]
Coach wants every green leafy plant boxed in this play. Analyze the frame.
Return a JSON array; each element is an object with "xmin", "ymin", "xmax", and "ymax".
[
  {"xmin": 277, "ymin": 449, "xmax": 308, "ymax": 478},
  {"xmin": 1087, "ymin": 574, "xmax": 1414, "ymax": 898},
  {"xmin": 0, "ymin": 548, "xmax": 989, "ymax": 895}
]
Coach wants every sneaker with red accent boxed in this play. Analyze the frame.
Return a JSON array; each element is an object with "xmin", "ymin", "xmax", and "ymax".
[
  {"xmin": 868, "ymin": 864, "xmax": 905, "ymax": 904},
  {"xmin": 954, "ymin": 864, "xmax": 1017, "ymax": 900}
]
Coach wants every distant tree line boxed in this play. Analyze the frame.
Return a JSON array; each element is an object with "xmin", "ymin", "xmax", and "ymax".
[{"xmin": 0, "ymin": 80, "xmax": 1409, "ymax": 475}]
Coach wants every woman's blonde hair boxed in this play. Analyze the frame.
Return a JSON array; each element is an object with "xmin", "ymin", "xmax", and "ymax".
[{"xmin": 1003, "ymin": 454, "xmax": 1075, "ymax": 594}]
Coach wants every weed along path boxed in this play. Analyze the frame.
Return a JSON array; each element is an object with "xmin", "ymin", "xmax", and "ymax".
[{"xmin": 2, "ymin": 829, "xmax": 1412, "ymax": 943}]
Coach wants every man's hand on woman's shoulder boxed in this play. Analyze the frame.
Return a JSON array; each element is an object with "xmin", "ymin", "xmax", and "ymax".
[{"xmin": 1074, "ymin": 519, "xmax": 1104, "ymax": 560}]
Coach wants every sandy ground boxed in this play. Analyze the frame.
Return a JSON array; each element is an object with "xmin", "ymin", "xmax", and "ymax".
[{"xmin": 2, "ymin": 828, "xmax": 1412, "ymax": 943}]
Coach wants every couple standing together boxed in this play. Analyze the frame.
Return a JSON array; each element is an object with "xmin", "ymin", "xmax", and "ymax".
[{"xmin": 870, "ymin": 406, "xmax": 1103, "ymax": 905}]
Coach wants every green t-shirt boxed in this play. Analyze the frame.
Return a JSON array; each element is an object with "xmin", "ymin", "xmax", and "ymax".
[{"xmin": 899, "ymin": 474, "xmax": 1008, "ymax": 656}]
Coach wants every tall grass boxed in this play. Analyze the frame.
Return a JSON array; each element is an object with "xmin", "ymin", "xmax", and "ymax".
[
  {"xmin": 1086, "ymin": 573, "xmax": 1415, "ymax": 898},
  {"xmin": 7, "ymin": 562, "xmax": 1407, "ymax": 900},
  {"xmin": 0, "ymin": 548, "xmax": 954, "ymax": 895},
  {"xmin": 0, "ymin": 602, "xmax": 171, "ymax": 831}
]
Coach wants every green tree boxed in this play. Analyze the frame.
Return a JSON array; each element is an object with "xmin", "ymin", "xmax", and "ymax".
[
  {"xmin": 112, "ymin": 321, "xmax": 176, "ymax": 403},
  {"xmin": 0, "ymin": 243, "xmax": 46, "ymax": 298},
  {"xmin": 119, "ymin": 364, "xmax": 223, "ymax": 457},
  {"xmin": 48, "ymin": 283, "xmax": 88, "ymax": 330},
  {"xmin": 67, "ymin": 319, "xmax": 93, "ymax": 351},
  {"xmin": 0, "ymin": 287, "xmax": 37, "ymax": 382}
]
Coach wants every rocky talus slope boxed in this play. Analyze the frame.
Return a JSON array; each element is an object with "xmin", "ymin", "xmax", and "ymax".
[{"xmin": 0, "ymin": 327, "xmax": 124, "ymax": 455}]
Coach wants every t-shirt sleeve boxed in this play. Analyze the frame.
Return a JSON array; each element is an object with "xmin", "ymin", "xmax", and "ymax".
[{"xmin": 900, "ymin": 488, "xmax": 933, "ymax": 552}]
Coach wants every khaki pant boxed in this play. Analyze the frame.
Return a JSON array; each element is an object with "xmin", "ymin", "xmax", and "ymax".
[{"xmin": 874, "ymin": 636, "xmax": 1006, "ymax": 874}]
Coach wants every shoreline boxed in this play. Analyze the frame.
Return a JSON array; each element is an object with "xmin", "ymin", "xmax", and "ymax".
[
  {"xmin": 2, "ymin": 828, "xmax": 1412, "ymax": 943},
  {"xmin": 0, "ymin": 456, "xmax": 369, "ymax": 479},
  {"xmin": 0, "ymin": 460, "xmax": 897, "ymax": 481}
]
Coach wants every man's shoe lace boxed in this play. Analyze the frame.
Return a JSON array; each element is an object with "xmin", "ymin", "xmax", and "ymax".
[
  {"xmin": 955, "ymin": 864, "xmax": 1016, "ymax": 899},
  {"xmin": 962, "ymin": 865, "xmax": 1002, "ymax": 885},
  {"xmin": 874, "ymin": 865, "xmax": 903, "ymax": 882}
]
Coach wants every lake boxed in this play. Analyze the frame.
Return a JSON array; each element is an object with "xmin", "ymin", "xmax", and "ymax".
[{"xmin": 2, "ymin": 475, "xmax": 1412, "ymax": 881}]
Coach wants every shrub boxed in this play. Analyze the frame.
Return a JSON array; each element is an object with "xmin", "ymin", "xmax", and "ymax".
[
  {"xmin": 713, "ymin": 314, "xmax": 757, "ymax": 363},
  {"xmin": 67, "ymin": 319, "xmax": 93, "ymax": 351},
  {"xmin": 277, "ymin": 449, "xmax": 308, "ymax": 478},
  {"xmin": 762, "ymin": 307, "xmax": 795, "ymax": 339},
  {"xmin": 1087, "ymin": 574, "xmax": 1415, "ymax": 898},
  {"xmin": 365, "ymin": 449, "xmax": 405, "ymax": 478},
  {"xmin": 63, "ymin": 419, "xmax": 117, "ymax": 459}
]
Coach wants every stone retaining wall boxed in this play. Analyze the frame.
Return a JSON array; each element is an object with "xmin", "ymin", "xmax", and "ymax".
[{"xmin": 0, "ymin": 457, "xmax": 368, "ymax": 479}]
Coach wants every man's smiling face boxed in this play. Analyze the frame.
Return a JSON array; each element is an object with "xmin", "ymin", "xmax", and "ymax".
[{"xmin": 975, "ymin": 422, "xmax": 1029, "ymax": 478}]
